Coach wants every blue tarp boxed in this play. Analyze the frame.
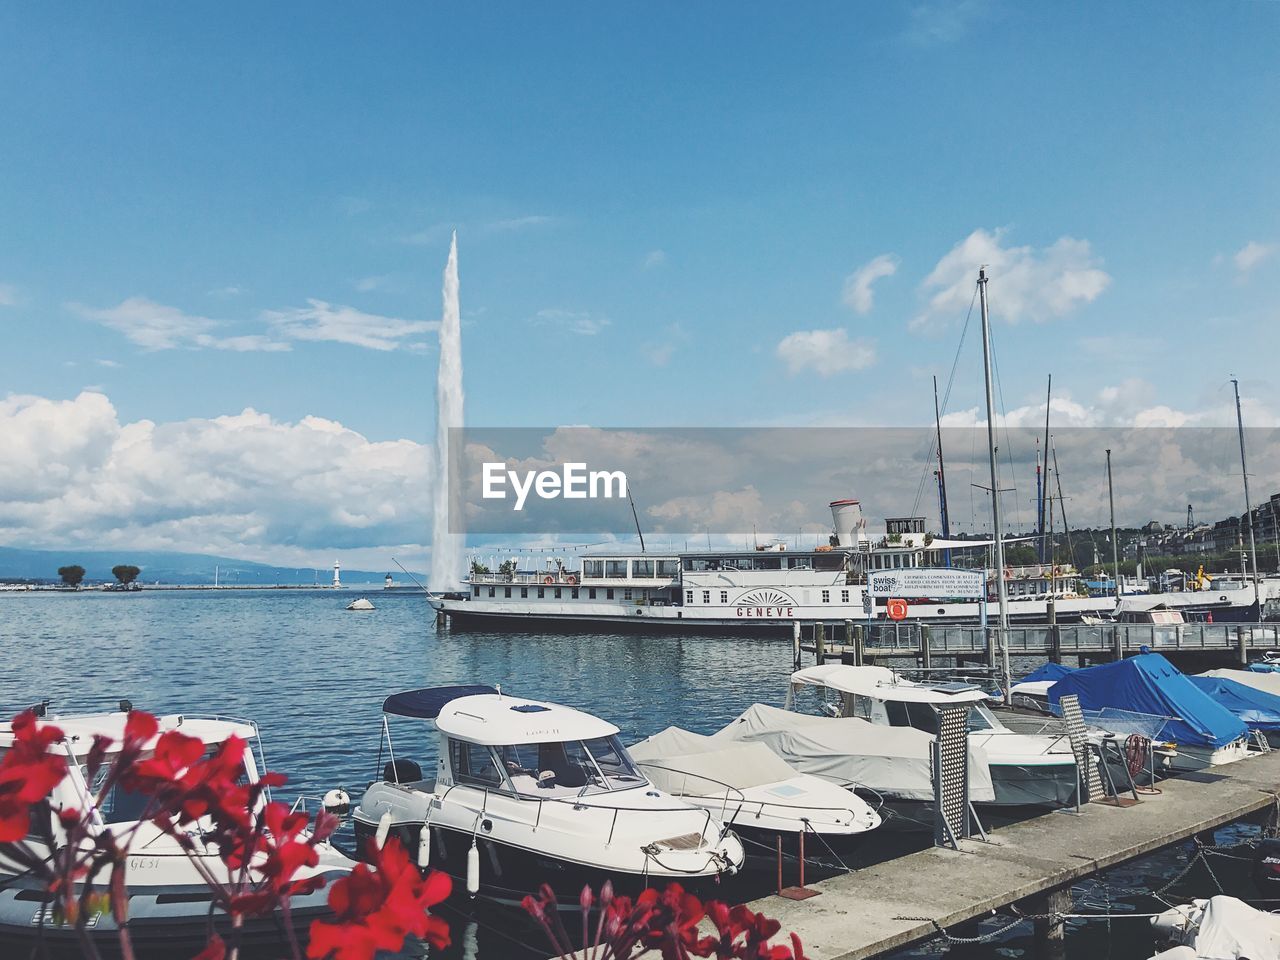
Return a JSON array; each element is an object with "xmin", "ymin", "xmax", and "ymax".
[
  {"xmin": 383, "ymin": 685, "xmax": 497, "ymax": 719},
  {"xmin": 1048, "ymin": 653, "xmax": 1248, "ymax": 748},
  {"xmin": 1021, "ymin": 662, "xmax": 1076, "ymax": 684},
  {"xmin": 1189, "ymin": 675, "xmax": 1280, "ymax": 732}
]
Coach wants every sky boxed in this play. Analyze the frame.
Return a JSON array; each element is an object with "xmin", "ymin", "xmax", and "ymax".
[{"xmin": 1, "ymin": 3, "xmax": 1277, "ymax": 573}]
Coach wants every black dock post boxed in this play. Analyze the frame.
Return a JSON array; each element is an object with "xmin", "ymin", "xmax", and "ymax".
[
  {"xmin": 1031, "ymin": 886, "xmax": 1071, "ymax": 960},
  {"xmin": 920, "ymin": 624, "xmax": 932, "ymax": 670}
]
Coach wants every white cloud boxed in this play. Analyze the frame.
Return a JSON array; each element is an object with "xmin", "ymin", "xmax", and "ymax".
[
  {"xmin": 355, "ymin": 275, "xmax": 389, "ymax": 292},
  {"xmin": 208, "ymin": 285, "xmax": 245, "ymax": 298},
  {"xmin": 264, "ymin": 300, "xmax": 436, "ymax": 351},
  {"xmin": 0, "ymin": 391, "xmax": 432, "ymax": 562},
  {"xmin": 95, "ymin": 359, "xmax": 121, "ymax": 368},
  {"xmin": 643, "ymin": 250, "xmax": 667, "ymax": 270},
  {"xmin": 0, "ymin": 283, "xmax": 18, "ymax": 306},
  {"xmin": 488, "ymin": 215, "xmax": 554, "ymax": 232},
  {"xmin": 912, "ymin": 228, "xmax": 1111, "ymax": 331},
  {"xmin": 645, "ymin": 323, "xmax": 689, "ymax": 367},
  {"xmin": 73, "ymin": 297, "xmax": 231, "ymax": 351},
  {"xmin": 904, "ymin": 0, "xmax": 990, "ymax": 45},
  {"xmin": 1233, "ymin": 241, "xmax": 1276, "ymax": 276},
  {"xmin": 531, "ymin": 309, "xmax": 610, "ymax": 336},
  {"xmin": 776, "ymin": 328, "xmax": 876, "ymax": 376},
  {"xmin": 841, "ymin": 253, "xmax": 899, "ymax": 315}
]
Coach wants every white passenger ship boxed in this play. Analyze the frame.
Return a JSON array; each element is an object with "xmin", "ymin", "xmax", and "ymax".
[{"xmin": 430, "ymin": 500, "xmax": 1116, "ymax": 634}]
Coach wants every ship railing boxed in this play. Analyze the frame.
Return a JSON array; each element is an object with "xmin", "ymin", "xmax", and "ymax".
[{"xmin": 632, "ymin": 761, "xmax": 869, "ymax": 828}]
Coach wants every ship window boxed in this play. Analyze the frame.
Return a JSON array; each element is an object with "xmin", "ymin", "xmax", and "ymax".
[
  {"xmin": 449, "ymin": 739, "xmax": 505, "ymax": 790},
  {"xmin": 488, "ymin": 587, "xmax": 495, "ymax": 598},
  {"xmin": 588, "ymin": 587, "xmax": 597, "ymax": 599},
  {"xmin": 606, "ymin": 588, "xmax": 614, "ymax": 600},
  {"xmin": 841, "ymin": 590, "xmax": 849, "ymax": 603},
  {"xmin": 520, "ymin": 587, "xmax": 528, "ymax": 599},
  {"xmin": 720, "ymin": 590, "xmax": 728, "ymax": 604},
  {"xmin": 623, "ymin": 589, "xmax": 632, "ymax": 601},
  {"xmin": 821, "ymin": 590, "xmax": 830, "ymax": 603},
  {"xmin": 657, "ymin": 560, "xmax": 679, "ymax": 577},
  {"xmin": 537, "ymin": 587, "xmax": 545, "ymax": 599},
  {"xmin": 473, "ymin": 586, "xmax": 480, "ymax": 597},
  {"xmin": 753, "ymin": 556, "xmax": 782, "ymax": 570},
  {"xmin": 554, "ymin": 587, "xmax": 562, "ymax": 599},
  {"xmin": 886, "ymin": 702, "xmax": 939, "ymax": 736},
  {"xmin": 685, "ymin": 590, "xmax": 693, "ymax": 604},
  {"xmin": 633, "ymin": 560, "xmax": 654, "ymax": 578},
  {"xmin": 583, "ymin": 560, "xmax": 604, "ymax": 579},
  {"xmin": 702, "ymin": 591, "xmax": 710, "ymax": 604},
  {"xmin": 504, "ymin": 587, "xmax": 511, "ymax": 598},
  {"xmin": 606, "ymin": 560, "xmax": 628, "ymax": 578},
  {"xmin": 572, "ymin": 588, "xmax": 579, "ymax": 599}
]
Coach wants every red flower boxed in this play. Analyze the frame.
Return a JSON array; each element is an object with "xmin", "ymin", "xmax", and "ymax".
[
  {"xmin": 0, "ymin": 710, "xmax": 68, "ymax": 842},
  {"xmin": 307, "ymin": 838, "xmax": 451, "ymax": 960}
]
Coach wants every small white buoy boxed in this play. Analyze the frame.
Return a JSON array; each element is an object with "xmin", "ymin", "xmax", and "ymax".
[
  {"xmin": 322, "ymin": 788, "xmax": 351, "ymax": 817},
  {"xmin": 346, "ymin": 597, "xmax": 375, "ymax": 611},
  {"xmin": 417, "ymin": 825, "xmax": 431, "ymax": 868},
  {"xmin": 466, "ymin": 842, "xmax": 480, "ymax": 897},
  {"xmin": 375, "ymin": 810, "xmax": 393, "ymax": 850}
]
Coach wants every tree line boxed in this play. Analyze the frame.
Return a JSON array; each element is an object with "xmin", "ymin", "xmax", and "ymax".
[{"xmin": 56, "ymin": 565, "xmax": 142, "ymax": 588}]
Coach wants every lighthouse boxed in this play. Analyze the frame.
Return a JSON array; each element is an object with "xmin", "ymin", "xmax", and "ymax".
[{"xmin": 332, "ymin": 560, "xmax": 341, "ymax": 588}]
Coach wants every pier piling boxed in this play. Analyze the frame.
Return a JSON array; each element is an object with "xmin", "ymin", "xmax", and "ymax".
[{"xmin": 1030, "ymin": 887, "xmax": 1071, "ymax": 960}]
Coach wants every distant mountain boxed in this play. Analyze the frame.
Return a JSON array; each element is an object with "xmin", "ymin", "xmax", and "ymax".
[{"xmin": 0, "ymin": 547, "xmax": 424, "ymax": 586}]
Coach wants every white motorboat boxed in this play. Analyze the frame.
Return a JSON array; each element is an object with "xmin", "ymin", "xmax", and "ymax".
[
  {"xmin": 351, "ymin": 686, "xmax": 745, "ymax": 906},
  {"xmin": 788, "ymin": 665, "xmax": 1078, "ymax": 808},
  {"xmin": 1150, "ymin": 895, "xmax": 1280, "ymax": 959},
  {"xmin": 627, "ymin": 726, "xmax": 881, "ymax": 866},
  {"xmin": 0, "ymin": 708, "xmax": 356, "ymax": 953}
]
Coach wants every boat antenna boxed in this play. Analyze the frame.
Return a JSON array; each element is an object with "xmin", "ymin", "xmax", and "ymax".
[
  {"xmin": 933, "ymin": 375, "xmax": 952, "ymax": 567},
  {"xmin": 1231, "ymin": 377, "xmax": 1262, "ymax": 621},
  {"xmin": 391, "ymin": 557, "xmax": 429, "ymax": 594},
  {"xmin": 977, "ymin": 268, "xmax": 1011, "ymax": 703},
  {"xmin": 1106, "ymin": 449, "xmax": 1120, "ymax": 600},
  {"xmin": 627, "ymin": 489, "xmax": 647, "ymax": 553}
]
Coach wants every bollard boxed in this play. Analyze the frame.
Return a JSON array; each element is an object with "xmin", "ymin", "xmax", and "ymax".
[
  {"xmin": 1238, "ymin": 625, "xmax": 1248, "ymax": 667},
  {"xmin": 853, "ymin": 624, "xmax": 865, "ymax": 666},
  {"xmin": 815, "ymin": 623, "xmax": 826, "ymax": 663},
  {"xmin": 920, "ymin": 624, "xmax": 932, "ymax": 670}
]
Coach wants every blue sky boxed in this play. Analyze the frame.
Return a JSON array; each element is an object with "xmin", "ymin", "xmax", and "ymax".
[{"xmin": 0, "ymin": 3, "xmax": 1277, "ymax": 569}]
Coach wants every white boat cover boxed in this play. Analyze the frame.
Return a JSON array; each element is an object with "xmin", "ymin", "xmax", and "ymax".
[
  {"xmin": 629, "ymin": 727, "xmax": 805, "ymax": 792},
  {"xmin": 706, "ymin": 703, "xmax": 995, "ymax": 802},
  {"xmin": 1200, "ymin": 668, "xmax": 1280, "ymax": 699},
  {"xmin": 1150, "ymin": 896, "xmax": 1280, "ymax": 959}
]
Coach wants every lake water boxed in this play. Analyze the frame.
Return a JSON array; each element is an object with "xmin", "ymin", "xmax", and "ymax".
[{"xmin": 0, "ymin": 589, "xmax": 1265, "ymax": 959}]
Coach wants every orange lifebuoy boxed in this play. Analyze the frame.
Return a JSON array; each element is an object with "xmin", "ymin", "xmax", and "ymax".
[
  {"xmin": 543, "ymin": 575, "xmax": 555, "ymax": 585},
  {"xmin": 1003, "ymin": 567, "xmax": 1014, "ymax": 580},
  {"xmin": 565, "ymin": 574, "xmax": 578, "ymax": 585},
  {"xmin": 886, "ymin": 597, "xmax": 908, "ymax": 621}
]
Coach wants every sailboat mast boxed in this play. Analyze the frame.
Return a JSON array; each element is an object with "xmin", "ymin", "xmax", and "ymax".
[
  {"xmin": 1040, "ymin": 375, "xmax": 1052, "ymax": 562},
  {"xmin": 933, "ymin": 375, "xmax": 952, "ymax": 567},
  {"xmin": 1231, "ymin": 378, "xmax": 1262, "ymax": 620},
  {"xmin": 1107, "ymin": 448, "xmax": 1121, "ymax": 600},
  {"xmin": 977, "ymin": 268, "xmax": 1011, "ymax": 701}
]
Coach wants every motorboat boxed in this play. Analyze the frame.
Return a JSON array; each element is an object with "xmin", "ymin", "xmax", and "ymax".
[
  {"xmin": 788, "ymin": 664, "xmax": 1078, "ymax": 808},
  {"xmin": 350, "ymin": 686, "xmax": 745, "ymax": 906},
  {"xmin": 346, "ymin": 597, "xmax": 375, "ymax": 611},
  {"xmin": 0, "ymin": 708, "xmax": 356, "ymax": 953},
  {"xmin": 627, "ymin": 726, "xmax": 881, "ymax": 867},
  {"xmin": 710, "ymin": 701, "xmax": 994, "ymax": 833},
  {"xmin": 1149, "ymin": 895, "xmax": 1280, "ymax": 959}
]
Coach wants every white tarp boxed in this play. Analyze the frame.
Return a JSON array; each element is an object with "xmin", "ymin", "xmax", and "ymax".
[
  {"xmin": 1151, "ymin": 896, "xmax": 1280, "ymax": 959},
  {"xmin": 706, "ymin": 703, "xmax": 995, "ymax": 802},
  {"xmin": 1200, "ymin": 668, "xmax": 1280, "ymax": 699},
  {"xmin": 629, "ymin": 728, "xmax": 804, "ymax": 792}
]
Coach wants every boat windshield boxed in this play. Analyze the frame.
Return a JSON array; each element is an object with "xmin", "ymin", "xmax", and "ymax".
[
  {"xmin": 495, "ymin": 735, "xmax": 646, "ymax": 798},
  {"xmin": 83, "ymin": 742, "xmax": 253, "ymax": 824}
]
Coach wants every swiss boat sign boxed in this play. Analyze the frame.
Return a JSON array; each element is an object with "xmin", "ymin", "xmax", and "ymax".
[{"xmin": 868, "ymin": 569, "xmax": 984, "ymax": 599}]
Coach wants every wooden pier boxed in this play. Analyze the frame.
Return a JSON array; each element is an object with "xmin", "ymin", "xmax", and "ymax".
[
  {"xmin": 798, "ymin": 621, "xmax": 1280, "ymax": 670},
  {"xmin": 748, "ymin": 748, "xmax": 1280, "ymax": 959}
]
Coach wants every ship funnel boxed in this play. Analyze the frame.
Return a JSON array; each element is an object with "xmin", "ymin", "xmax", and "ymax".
[{"xmin": 829, "ymin": 499, "xmax": 867, "ymax": 548}]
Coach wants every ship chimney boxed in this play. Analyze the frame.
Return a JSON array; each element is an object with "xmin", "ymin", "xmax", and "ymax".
[{"xmin": 829, "ymin": 499, "xmax": 867, "ymax": 548}]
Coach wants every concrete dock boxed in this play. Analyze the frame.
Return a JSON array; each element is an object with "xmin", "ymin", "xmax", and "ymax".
[{"xmin": 748, "ymin": 749, "xmax": 1280, "ymax": 960}]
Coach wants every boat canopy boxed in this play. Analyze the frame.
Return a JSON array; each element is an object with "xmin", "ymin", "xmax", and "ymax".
[
  {"xmin": 712, "ymin": 702, "xmax": 994, "ymax": 802},
  {"xmin": 629, "ymin": 727, "xmax": 801, "ymax": 791},
  {"xmin": 1048, "ymin": 653, "xmax": 1248, "ymax": 749},
  {"xmin": 789, "ymin": 664, "xmax": 988, "ymax": 705},
  {"xmin": 435, "ymin": 694, "xmax": 619, "ymax": 746},
  {"xmin": 1188, "ymin": 675, "xmax": 1280, "ymax": 733},
  {"xmin": 382, "ymin": 685, "xmax": 498, "ymax": 719},
  {"xmin": 1200, "ymin": 668, "xmax": 1280, "ymax": 698}
]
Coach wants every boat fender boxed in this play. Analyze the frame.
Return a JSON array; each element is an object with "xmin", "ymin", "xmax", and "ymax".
[
  {"xmin": 466, "ymin": 842, "xmax": 480, "ymax": 898},
  {"xmin": 417, "ymin": 826, "xmax": 431, "ymax": 869},
  {"xmin": 322, "ymin": 788, "xmax": 351, "ymax": 817},
  {"xmin": 375, "ymin": 810, "xmax": 393, "ymax": 850}
]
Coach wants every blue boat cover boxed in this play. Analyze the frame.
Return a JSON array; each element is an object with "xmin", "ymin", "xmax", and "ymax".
[
  {"xmin": 1189, "ymin": 675, "xmax": 1280, "ymax": 732},
  {"xmin": 1248, "ymin": 663, "xmax": 1280, "ymax": 674},
  {"xmin": 1048, "ymin": 653, "xmax": 1247, "ymax": 748},
  {"xmin": 1021, "ymin": 662, "xmax": 1076, "ymax": 684},
  {"xmin": 383, "ymin": 685, "xmax": 497, "ymax": 719}
]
